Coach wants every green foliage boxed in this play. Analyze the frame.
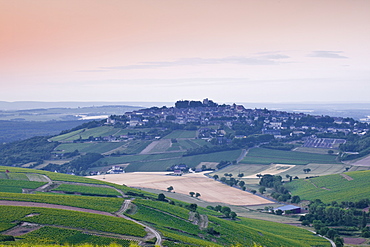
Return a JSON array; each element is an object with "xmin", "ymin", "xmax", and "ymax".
[
  {"xmin": 0, "ymin": 136, "xmax": 59, "ymax": 166},
  {"xmin": 18, "ymin": 226, "xmax": 132, "ymax": 246},
  {"xmin": 21, "ymin": 208, "xmax": 145, "ymax": 237},
  {"xmin": 285, "ymin": 170, "xmax": 370, "ymax": 203},
  {"xmin": 43, "ymin": 153, "xmax": 103, "ymax": 175},
  {"xmin": 0, "ymin": 120, "xmax": 84, "ymax": 144},
  {"xmin": 0, "ymin": 206, "xmax": 146, "ymax": 238},
  {"xmin": 340, "ymin": 134, "xmax": 370, "ymax": 160},
  {"xmin": 0, "ymin": 192, "xmax": 123, "ymax": 212},
  {"xmin": 130, "ymin": 203, "xmax": 200, "ymax": 235},
  {"xmin": 0, "ymin": 179, "xmax": 46, "ymax": 193}
]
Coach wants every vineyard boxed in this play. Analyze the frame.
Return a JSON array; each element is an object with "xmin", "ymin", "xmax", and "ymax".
[
  {"xmin": 0, "ymin": 166, "xmax": 332, "ymax": 246},
  {"xmin": 0, "ymin": 192, "xmax": 123, "ymax": 213},
  {"xmin": 284, "ymin": 170, "xmax": 370, "ymax": 203},
  {"xmin": 51, "ymin": 184, "xmax": 122, "ymax": 197},
  {"xmin": 0, "ymin": 180, "xmax": 46, "ymax": 193},
  {"xmin": 241, "ymin": 148, "xmax": 340, "ymax": 165},
  {"xmin": 18, "ymin": 226, "xmax": 133, "ymax": 246}
]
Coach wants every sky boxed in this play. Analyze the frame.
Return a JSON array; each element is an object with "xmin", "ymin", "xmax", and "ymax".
[{"xmin": 1, "ymin": 0, "xmax": 370, "ymax": 104}]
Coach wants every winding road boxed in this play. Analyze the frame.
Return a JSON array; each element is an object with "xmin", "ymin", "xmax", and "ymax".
[{"xmin": 1, "ymin": 179, "xmax": 163, "ymax": 246}]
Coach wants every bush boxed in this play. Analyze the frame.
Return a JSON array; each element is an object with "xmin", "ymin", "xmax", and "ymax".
[{"xmin": 0, "ymin": 235, "xmax": 15, "ymax": 241}]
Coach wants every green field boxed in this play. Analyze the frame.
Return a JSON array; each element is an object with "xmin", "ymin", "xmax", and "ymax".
[
  {"xmin": 0, "ymin": 192, "xmax": 123, "ymax": 212},
  {"xmin": 0, "ymin": 206, "xmax": 146, "ymax": 237},
  {"xmin": 241, "ymin": 148, "xmax": 340, "ymax": 165},
  {"xmin": 0, "ymin": 165, "xmax": 332, "ymax": 246},
  {"xmin": 163, "ymin": 130, "xmax": 197, "ymax": 139},
  {"xmin": 125, "ymin": 149, "xmax": 242, "ymax": 172},
  {"xmin": 0, "ymin": 179, "xmax": 46, "ymax": 193},
  {"xmin": 51, "ymin": 184, "xmax": 121, "ymax": 197},
  {"xmin": 129, "ymin": 199, "xmax": 329, "ymax": 247},
  {"xmin": 50, "ymin": 129, "xmax": 85, "ymax": 142},
  {"xmin": 54, "ymin": 142, "xmax": 124, "ymax": 154},
  {"xmin": 285, "ymin": 170, "xmax": 370, "ymax": 203},
  {"xmin": 17, "ymin": 226, "xmax": 133, "ymax": 246}
]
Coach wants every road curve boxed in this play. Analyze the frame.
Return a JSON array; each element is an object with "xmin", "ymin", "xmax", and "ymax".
[
  {"xmin": 117, "ymin": 199, "xmax": 162, "ymax": 247},
  {"xmin": 0, "ymin": 200, "xmax": 162, "ymax": 246}
]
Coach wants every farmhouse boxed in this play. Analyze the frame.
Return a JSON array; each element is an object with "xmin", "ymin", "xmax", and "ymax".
[
  {"xmin": 274, "ymin": 205, "xmax": 301, "ymax": 214},
  {"xmin": 107, "ymin": 165, "xmax": 125, "ymax": 174}
]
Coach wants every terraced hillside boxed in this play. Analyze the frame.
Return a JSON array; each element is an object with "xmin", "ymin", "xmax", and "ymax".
[
  {"xmin": 285, "ymin": 169, "xmax": 370, "ymax": 203},
  {"xmin": 0, "ymin": 166, "xmax": 330, "ymax": 246}
]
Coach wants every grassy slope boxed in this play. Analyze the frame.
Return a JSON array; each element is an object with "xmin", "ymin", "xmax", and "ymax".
[
  {"xmin": 284, "ymin": 170, "xmax": 370, "ymax": 203},
  {"xmin": 130, "ymin": 199, "xmax": 329, "ymax": 247},
  {"xmin": 0, "ymin": 166, "xmax": 330, "ymax": 246},
  {"xmin": 241, "ymin": 148, "xmax": 340, "ymax": 165}
]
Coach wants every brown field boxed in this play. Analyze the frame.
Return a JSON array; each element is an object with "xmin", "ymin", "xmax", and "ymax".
[
  {"xmin": 89, "ymin": 172, "xmax": 273, "ymax": 206},
  {"xmin": 348, "ymin": 154, "xmax": 370, "ymax": 167}
]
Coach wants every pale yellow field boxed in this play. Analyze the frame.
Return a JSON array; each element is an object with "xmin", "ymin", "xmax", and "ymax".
[
  {"xmin": 89, "ymin": 172, "xmax": 273, "ymax": 206},
  {"xmin": 243, "ymin": 164, "xmax": 296, "ymax": 178}
]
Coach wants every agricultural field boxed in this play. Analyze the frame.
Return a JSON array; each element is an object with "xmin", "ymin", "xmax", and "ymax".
[
  {"xmin": 54, "ymin": 142, "xmax": 124, "ymax": 154},
  {"xmin": 293, "ymin": 146, "xmax": 338, "ymax": 155},
  {"xmin": 284, "ymin": 170, "xmax": 370, "ymax": 203},
  {"xmin": 241, "ymin": 147, "xmax": 340, "ymax": 165},
  {"xmin": 124, "ymin": 149, "xmax": 243, "ymax": 172},
  {"xmin": 0, "ymin": 166, "xmax": 332, "ymax": 246},
  {"xmin": 166, "ymin": 139, "xmax": 208, "ymax": 152},
  {"xmin": 211, "ymin": 163, "xmax": 366, "ymax": 185},
  {"xmin": 0, "ymin": 205, "xmax": 146, "ymax": 238},
  {"xmin": 0, "ymin": 180, "xmax": 46, "ymax": 193},
  {"xmin": 0, "ymin": 192, "xmax": 123, "ymax": 212},
  {"xmin": 129, "ymin": 198, "xmax": 327, "ymax": 247},
  {"xmin": 49, "ymin": 129, "xmax": 85, "ymax": 142},
  {"xmin": 163, "ymin": 130, "xmax": 197, "ymax": 139},
  {"xmin": 91, "ymin": 172, "xmax": 273, "ymax": 206},
  {"xmin": 51, "ymin": 184, "xmax": 122, "ymax": 197},
  {"xmin": 15, "ymin": 226, "xmax": 133, "ymax": 246}
]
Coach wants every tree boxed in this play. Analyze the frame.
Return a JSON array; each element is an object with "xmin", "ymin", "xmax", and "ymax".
[
  {"xmin": 291, "ymin": 195, "xmax": 301, "ymax": 204},
  {"xmin": 237, "ymin": 173, "xmax": 244, "ymax": 178},
  {"xmin": 213, "ymin": 174, "xmax": 219, "ymax": 180},
  {"xmin": 275, "ymin": 209, "xmax": 283, "ymax": 215},
  {"xmin": 230, "ymin": 211, "xmax": 237, "ymax": 220},
  {"xmin": 239, "ymin": 181, "xmax": 245, "ymax": 187},
  {"xmin": 251, "ymin": 190, "xmax": 257, "ymax": 194},
  {"xmin": 195, "ymin": 192, "xmax": 201, "ymax": 198},
  {"xmin": 167, "ymin": 186, "xmax": 174, "ymax": 192},
  {"xmin": 189, "ymin": 192, "xmax": 195, "ymax": 197},
  {"xmin": 259, "ymin": 186, "xmax": 266, "ymax": 194},
  {"xmin": 158, "ymin": 193, "xmax": 166, "ymax": 201},
  {"xmin": 188, "ymin": 203, "xmax": 197, "ymax": 212},
  {"xmin": 221, "ymin": 206, "xmax": 231, "ymax": 217}
]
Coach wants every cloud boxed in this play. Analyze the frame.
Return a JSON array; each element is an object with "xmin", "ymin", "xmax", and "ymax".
[
  {"xmin": 76, "ymin": 69, "xmax": 108, "ymax": 73},
  {"xmin": 97, "ymin": 54, "xmax": 290, "ymax": 71},
  {"xmin": 308, "ymin": 51, "xmax": 348, "ymax": 59}
]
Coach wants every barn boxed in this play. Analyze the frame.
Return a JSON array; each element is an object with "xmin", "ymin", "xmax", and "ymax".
[{"xmin": 274, "ymin": 205, "xmax": 301, "ymax": 214}]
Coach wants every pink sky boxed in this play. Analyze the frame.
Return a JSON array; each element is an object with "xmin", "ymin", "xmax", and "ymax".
[{"xmin": 1, "ymin": 0, "xmax": 369, "ymax": 103}]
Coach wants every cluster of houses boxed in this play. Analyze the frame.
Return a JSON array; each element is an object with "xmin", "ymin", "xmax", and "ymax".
[{"xmin": 103, "ymin": 98, "xmax": 368, "ymax": 141}]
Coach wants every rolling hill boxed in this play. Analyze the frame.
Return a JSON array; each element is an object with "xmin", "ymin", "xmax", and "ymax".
[{"xmin": 0, "ymin": 166, "xmax": 330, "ymax": 246}]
